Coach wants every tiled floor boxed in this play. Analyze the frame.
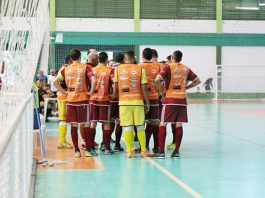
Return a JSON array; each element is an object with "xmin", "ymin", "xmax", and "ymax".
[{"xmin": 34, "ymin": 103, "xmax": 265, "ymax": 198}]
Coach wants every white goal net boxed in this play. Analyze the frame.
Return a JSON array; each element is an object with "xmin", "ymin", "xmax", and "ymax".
[{"xmin": 0, "ymin": 0, "xmax": 49, "ymax": 197}]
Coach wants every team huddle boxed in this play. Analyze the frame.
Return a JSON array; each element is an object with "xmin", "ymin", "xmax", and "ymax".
[{"xmin": 53, "ymin": 48, "xmax": 201, "ymax": 159}]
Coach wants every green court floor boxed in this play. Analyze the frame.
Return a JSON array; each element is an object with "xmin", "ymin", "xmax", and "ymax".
[{"xmin": 34, "ymin": 103, "xmax": 265, "ymax": 198}]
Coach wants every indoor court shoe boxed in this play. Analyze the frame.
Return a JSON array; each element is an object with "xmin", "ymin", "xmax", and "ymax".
[
  {"xmin": 171, "ymin": 152, "xmax": 180, "ymax": 159},
  {"xmin": 114, "ymin": 146, "xmax": 124, "ymax": 152},
  {"xmin": 152, "ymin": 148, "xmax": 159, "ymax": 155},
  {"xmin": 57, "ymin": 142, "xmax": 73, "ymax": 149},
  {"xmin": 75, "ymin": 151, "xmax": 81, "ymax": 158},
  {"xmin": 167, "ymin": 143, "xmax": 175, "ymax": 150},
  {"xmin": 85, "ymin": 150, "xmax": 93, "ymax": 157},
  {"xmin": 153, "ymin": 153, "xmax": 165, "ymax": 159},
  {"xmin": 100, "ymin": 143, "xmax": 106, "ymax": 152},
  {"xmin": 139, "ymin": 151, "xmax": 152, "ymax": 157},
  {"xmin": 125, "ymin": 151, "xmax": 134, "ymax": 158},
  {"xmin": 104, "ymin": 149, "xmax": 114, "ymax": 155},
  {"xmin": 90, "ymin": 149, "xmax": 98, "ymax": 156}
]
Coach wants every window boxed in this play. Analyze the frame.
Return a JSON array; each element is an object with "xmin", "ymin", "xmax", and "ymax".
[
  {"xmin": 56, "ymin": 0, "xmax": 133, "ymax": 18},
  {"xmin": 223, "ymin": 0, "xmax": 265, "ymax": 20},
  {"xmin": 140, "ymin": 0, "xmax": 216, "ymax": 20}
]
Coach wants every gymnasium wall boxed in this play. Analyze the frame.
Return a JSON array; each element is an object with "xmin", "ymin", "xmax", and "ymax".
[{"xmin": 50, "ymin": 0, "xmax": 265, "ymax": 96}]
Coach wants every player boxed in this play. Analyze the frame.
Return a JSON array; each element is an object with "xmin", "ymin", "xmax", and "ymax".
[
  {"xmin": 139, "ymin": 48, "xmax": 160, "ymax": 154},
  {"xmin": 80, "ymin": 49, "xmax": 99, "ymax": 150},
  {"xmin": 90, "ymin": 52, "xmax": 114, "ymax": 155},
  {"xmin": 86, "ymin": 49, "xmax": 99, "ymax": 68},
  {"xmin": 54, "ymin": 49, "xmax": 96, "ymax": 158},
  {"xmin": 154, "ymin": 50, "xmax": 201, "ymax": 159},
  {"xmin": 113, "ymin": 50, "xmax": 152, "ymax": 158},
  {"xmin": 56, "ymin": 55, "xmax": 73, "ymax": 149},
  {"xmin": 153, "ymin": 51, "xmax": 177, "ymax": 150},
  {"xmin": 108, "ymin": 53, "xmax": 125, "ymax": 152}
]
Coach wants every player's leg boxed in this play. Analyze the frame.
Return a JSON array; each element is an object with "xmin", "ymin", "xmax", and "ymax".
[
  {"xmin": 171, "ymin": 122, "xmax": 183, "ymax": 159},
  {"xmin": 57, "ymin": 99, "xmax": 72, "ymax": 149},
  {"xmin": 111, "ymin": 102, "xmax": 123, "ymax": 152},
  {"xmin": 79, "ymin": 124, "xmax": 86, "ymax": 150},
  {"xmin": 154, "ymin": 104, "xmax": 178, "ymax": 159},
  {"xmin": 145, "ymin": 104, "xmax": 159, "ymax": 154},
  {"xmin": 70, "ymin": 123, "xmax": 80, "ymax": 157},
  {"xmin": 134, "ymin": 106, "xmax": 152, "ymax": 157},
  {"xmin": 76, "ymin": 104, "xmax": 94, "ymax": 157},
  {"xmin": 99, "ymin": 105, "xmax": 113, "ymax": 154},
  {"xmin": 102, "ymin": 122, "xmax": 114, "ymax": 155},
  {"xmin": 114, "ymin": 120, "xmax": 124, "ymax": 152},
  {"xmin": 120, "ymin": 106, "xmax": 134, "ymax": 158},
  {"xmin": 89, "ymin": 103, "xmax": 99, "ymax": 156},
  {"xmin": 151, "ymin": 120, "xmax": 159, "ymax": 154},
  {"xmin": 167, "ymin": 123, "xmax": 176, "ymax": 150},
  {"xmin": 89, "ymin": 121, "xmax": 98, "ymax": 156},
  {"xmin": 171, "ymin": 105, "xmax": 188, "ymax": 159},
  {"xmin": 66, "ymin": 104, "xmax": 81, "ymax": 157}
]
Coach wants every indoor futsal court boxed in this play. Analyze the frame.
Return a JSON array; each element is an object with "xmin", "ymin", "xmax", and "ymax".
[{"xmin": 1, "ymin": 1, "xmax": 265, "ymax": 198}]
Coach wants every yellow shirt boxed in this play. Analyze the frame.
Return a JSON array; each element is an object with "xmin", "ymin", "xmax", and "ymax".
[{"xmin": 114, "ymin": 68, "xmax": 147, "ymax": 106}]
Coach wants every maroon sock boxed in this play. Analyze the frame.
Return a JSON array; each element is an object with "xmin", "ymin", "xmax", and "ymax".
[
  {"xmin": 171, "ymin": 124, "xmax": 176, "ymax": 144},
  {"xmin": 152, "ymin": 125, "xmax": 159, "ymax": 150},
  {"xmin": 83, "ymin": 127, "xmax": 91, "ymax": 150},
  {"xmin": 90, "ymin": 128, "xmax": 96, "ymax": 149},
  {"xmin": 110, "ymin": 122, "xmax": 115, "ymax": 133},
  {"xmin": 158, "ymin": 126, "xmax": 167, "ymax": 153},
  {"xmin": 115, "ymin": 124, "xmax": 122, "ymax": 147},
  {"xmin": 173, "ymin": 126, "xmax": 183, "ymax": 154},
  {"xmin": 145, "ymin": 124, "xmax": 153, "ymax": 149},
  {"xmin": 71, "ymin": 126, "xmax": 79, "ymax": 151},
  {"xmin": 103, "ymin": 129, "xmax": 111, "ymax": 150}
]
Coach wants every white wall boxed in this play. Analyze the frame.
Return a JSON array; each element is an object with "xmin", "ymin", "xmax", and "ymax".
[
  {"xmin": 140, "ymin": 20, "xmax": 216, "ymax": 33},
  {"xmin": 56, "ymin": 18, "xmax": 265, "ymax": 93},
  {"xmin": 56, "ymin": 18, "xmax": 216, "ymax": 33},
  {"xmin": 223, "ymin": 21, "xmax": 265, "ymax": 33},
  {"xmin": 222, "ymin": 47, "xmax": 265, "ymax": 92},
  {"xmin": 140, "ymin": 45, "xmax": 216, "ymax": 93},
  {"xmin": 222, "ymin": 21, "xmax": 265, "ymax": 92},
  {"xmin": 56, "ymin": 18, "xmax": 134, "ymax": 32}
]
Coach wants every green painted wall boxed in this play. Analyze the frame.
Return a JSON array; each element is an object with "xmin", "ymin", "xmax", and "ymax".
[{"xmin": 50, "ymin": 32, "xmax": 265, "ymax": 46}]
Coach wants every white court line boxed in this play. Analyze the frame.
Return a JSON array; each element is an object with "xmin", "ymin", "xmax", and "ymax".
[{"xmin": 146, "ymin": 158, "xmax": 203, "ymax": 198}]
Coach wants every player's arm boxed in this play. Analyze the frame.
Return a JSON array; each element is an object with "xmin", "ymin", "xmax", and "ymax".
[
  {"xmin": 141, "ymin": 83, "xmax": 150, "ymax": 113},
  {"xmin": 186, "ymin": 69, "xmax": 201, "ymax": 90},
  {"xmin": 53, "ymin": 70, "xmax": 67, "ymax": 95},
  {"xmin": 155, "ymin": 64, "xmax": 169, "ymax": 98},
  {"xmin": 108, "ymin": 68, "xmax": 114, "ymax": 98},
  {"xmin": 141, "ymin": 69, "xmax": 150, "ymax": 113},
  {"xmin": 186, "ymin": 78, "xmax": 201, "ymax": 90},
  {"xmin": 155, "ymin": 74, "xmax": 164, "ymax": 98},
  {"xmin": 88, "ymin": 76, "xmax": 96, "ymax": 96},
  {"xmin": 112, "ymin": 69, "xmax": 119, "ymax": 99},
  {"xmin": 86, "ymin": 66, "xmax": 96, "ymax": 96}
]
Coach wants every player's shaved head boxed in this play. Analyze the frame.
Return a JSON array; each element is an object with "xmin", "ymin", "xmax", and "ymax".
[
  {"xmin": 70, "ymin": 48, "xmax": 81, "ymax": 61},
  {"xmin": 87, "ymin": 49, "xmax": 97, "ymax": 55},
  {"xmin": 124, "ymin": 50, "xmax": 135, "ymax": 64},
  {"xmin": 142, "ymin": 48, "xmax": 153, "ymax": 61},
  {"xmin": 152, "ymin": 49, "xmax": 158, "ymax": 58},
  {"xmin": 172, "ymin": 50, "xmax": 182, "ymax": 62},
  {"xmin": 98, "ymin": 52, "xmax": 108, "ymax": 64},
  {"xmin": 114, "ymin": 53, "xmax": 125, "ymax": 64}
]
